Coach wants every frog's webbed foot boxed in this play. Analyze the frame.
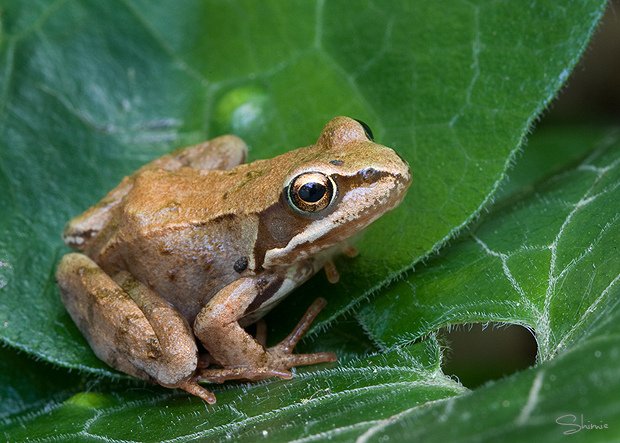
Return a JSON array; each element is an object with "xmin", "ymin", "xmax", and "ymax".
[
  {"xmin": 196, "ymin": 298, "xmax": 337, "ymax": 384},
  {"xmin": 265, "ymin": 297, "xmax": 336, "ymax": 362},
  {"xmin": 175, "ymin": 378, "xmax": 217, "ymax": 404}
]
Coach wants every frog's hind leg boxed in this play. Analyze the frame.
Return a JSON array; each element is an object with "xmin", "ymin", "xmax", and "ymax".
[{"xmin": 56, "ymin": 253, "xmax": 216, "ymax": 404}]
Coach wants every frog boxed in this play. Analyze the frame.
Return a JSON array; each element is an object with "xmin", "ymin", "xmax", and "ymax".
[{"xmin": 56, "ymin": 116, "xmax": 412, "ymax": 404}]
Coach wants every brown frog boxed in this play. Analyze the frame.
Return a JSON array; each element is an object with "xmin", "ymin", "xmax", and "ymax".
[{"xmin": 56, "ymin": 116, "xmax": 412, "ymax": 403}]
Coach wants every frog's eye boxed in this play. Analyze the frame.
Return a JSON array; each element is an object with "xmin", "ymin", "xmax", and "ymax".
[
  {"xmin": 354, "ymin": 119, "xmax": 374, "ymax": 142},
  {"xmin": 287, "ymin": 172, "xmax": 336, "ymax": 214}
]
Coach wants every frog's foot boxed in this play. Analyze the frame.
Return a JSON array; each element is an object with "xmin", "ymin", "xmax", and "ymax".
[
  {"xmin": 266, "ymin": 297, "xmax": 336, "ymax": 361},
  {"xmin": 197, "ymin": 318, "xmax": 269, "ymax": 369},
  {"xmin": 196, "ymin": 298, "xmax": 337, "ymax": 384}
]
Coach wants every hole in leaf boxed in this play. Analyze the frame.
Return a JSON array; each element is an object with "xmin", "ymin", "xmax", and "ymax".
[{"xmin": 439, "ymin": 323, "xmax": 538, "ymax": 389}]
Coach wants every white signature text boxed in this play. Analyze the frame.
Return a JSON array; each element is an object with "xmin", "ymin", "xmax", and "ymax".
[{"xmin": 556, "ymin": 414, "xmax": 609, "ymax": 435}]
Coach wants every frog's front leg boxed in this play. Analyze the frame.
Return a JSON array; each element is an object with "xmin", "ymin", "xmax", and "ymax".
[
  {"xmin": 193, "ymin": 277, "xmax": 337, "ymax": 384},
  {"xmin": 56, "ymin": 253, "xmax": 216, "ymax": 403}
]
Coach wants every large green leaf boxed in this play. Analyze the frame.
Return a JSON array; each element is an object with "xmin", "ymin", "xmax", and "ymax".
[
  {"xmin": 357, "ymin": 126, "xmax": 620, "ymax": 360},
  {"xmin": 360, "ymin": 322, "xmax": 620, "ymax": 442},
  {"xmin": 1, "ymin": 339, "xmax": 467, "ymax": 441},
  {"xmin": 354, "ymin": 126, "xmax": 620, "ymax": 442},
  {"xmin": 0, "ymin": 0, "xmax": 604, "ymax": 368},
  {"xmin": 4, "ymin": 127, "xmax": 620, "ymax": 442}
]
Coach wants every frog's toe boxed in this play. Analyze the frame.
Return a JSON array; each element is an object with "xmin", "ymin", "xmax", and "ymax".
[
  {"xmin": 175, "ymin": 379, "xmax": 217, "ymax": 404},
  {"xmin": 273, "ymin": 297, "xmax": 329, "ymax": 353},
  {"xmin": 265, "ymin": 298, "xmax": 338, "ymax": 370},
  {"xmin": 265, "ymin": 350, "xmax": 337, "ymax": 374},
  {"xmin": 196, "ymin": 367, "xmax": 293, "ymax": 384}
]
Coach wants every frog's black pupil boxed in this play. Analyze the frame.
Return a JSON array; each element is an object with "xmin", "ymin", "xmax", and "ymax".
[
  {"xmin": 299, "ymin": 182, "xmax": 326, "ymax": 203},
  {"xmin": 354, "ymin": 119, "xmax": 374, "ymax": 141}
]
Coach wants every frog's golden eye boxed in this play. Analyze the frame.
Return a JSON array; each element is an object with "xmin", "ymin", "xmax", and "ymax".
[{"xmin": 287, "ymin": 172, "xmax": 335, "ymax": 213}]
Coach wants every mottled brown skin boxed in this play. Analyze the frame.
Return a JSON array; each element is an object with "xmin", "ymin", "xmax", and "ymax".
[{"xmin": 56, "ymin": 117, "xmax": 412, "ymax": 404}]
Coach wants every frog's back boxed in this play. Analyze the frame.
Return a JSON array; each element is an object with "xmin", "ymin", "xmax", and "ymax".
[
  {"xmin": 62, "ymin": 134, "xmax": 249, "ymax": 252},
  {"xmin": 92, "ymin": 167, "xmax": 261, "ymax": 322}
]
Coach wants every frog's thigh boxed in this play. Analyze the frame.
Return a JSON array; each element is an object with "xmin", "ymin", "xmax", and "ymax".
[
  {"xmin": 173, "ymin": 134, "xmax": 248, "ymax": 171},
  {"xmin": 56, "ymin": 253, "xmax": 198, "ymax": 387}
]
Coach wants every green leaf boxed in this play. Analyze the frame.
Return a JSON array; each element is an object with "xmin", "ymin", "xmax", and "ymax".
[
  {"xmin": 0, "ymin": 0, "xmax": 604, "ymax": 370},
  {"xmin": 0, "ymin": 340, "xmax": 466, "ymax": 441},
  {"xmin": 354, "ymin": 128, "xmax": 620, "ymax": 442},
  {"xmin": 358, "ymin": 126, "xmax": 620, "ymax": 359},
  {"xmin": 360, "ymin": 328, "xmax": 620, "ymax": 441},
  {"xmin": 5, "ymin": 125, "xmax": 620, "ymax": 441},
  {"xmin": 0, "ymin": 344, "xmax": 86, "ymax": 420}
]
